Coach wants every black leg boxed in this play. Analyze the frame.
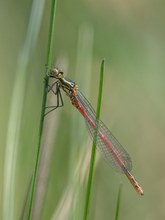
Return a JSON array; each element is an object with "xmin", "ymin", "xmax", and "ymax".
[
  {"xmin": 45, "ymin": 82, "xmax": 64, "ymax": 116},
  {"xmin": 47, "ymin": 81, "xmax": 58, "ymax": 94}
]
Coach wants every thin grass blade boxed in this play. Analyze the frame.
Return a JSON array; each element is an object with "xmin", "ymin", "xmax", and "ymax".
[
  {"xmin": 2, "ymin": 0, "xmax": 45, "ymax": 219},
  {"xmin": 27, "ymin": 0, "xmax": 57, "ymax": 219},
  {"xmin": 115, "ymin": 182, "xmax": 123, "ymax": 220},
  {"xmin": 83, "ymin": 59, "xmax": 105, "ymax": 220}
]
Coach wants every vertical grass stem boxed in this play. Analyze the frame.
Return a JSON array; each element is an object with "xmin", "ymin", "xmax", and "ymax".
[
  {"xmin": 115, "ymin": 182, "xmax": 122, "ymax": 220},
  {"xmin": 83, "ymin": 59, "xmax": 105, "ymax": 220},
  {"xmin": 28, "ymin": 0, "xmax": 57, "ymax": 219}
]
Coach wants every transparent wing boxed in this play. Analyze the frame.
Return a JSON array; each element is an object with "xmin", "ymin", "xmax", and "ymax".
[{"xmin": 76, "ymin": 91, "xmax": 132, "ymax": 173}]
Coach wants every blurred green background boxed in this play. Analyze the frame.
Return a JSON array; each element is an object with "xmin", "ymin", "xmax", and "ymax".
[{"xmin": 1, "ymin": 0, "xmax": 165, "ymax": 219}]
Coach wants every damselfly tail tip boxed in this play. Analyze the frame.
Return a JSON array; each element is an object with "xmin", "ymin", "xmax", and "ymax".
[
  {"xmin": 138, "ymin": 187, "xmax": 144, "ymax": 196},
  {"xmin": 124, "ymin": 170, "xmax": 144, "ymax": 196},
  {"xmin": 134, "ymin": 183, "xmax": 144, "ymax": 196}
]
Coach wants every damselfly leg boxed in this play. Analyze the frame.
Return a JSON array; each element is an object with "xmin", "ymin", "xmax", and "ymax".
[{"xmin": 45, "ymin": 81, "xmax": 64, "ymax": 116}]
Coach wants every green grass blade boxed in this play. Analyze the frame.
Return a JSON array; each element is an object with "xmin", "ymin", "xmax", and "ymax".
[
  {"xmin": 68, "ymin": 24, "xmax": 94, "ymax": 220},
  {"xmin": 46, "ymin": 0, "xmax": 57, "ymax": 67},
  {"xmin": 2, "ymin": 0, "xmax": 45, "ymax": 219},
  {"xmin": 27, "ymin": 0, "xmax": 57, "ymax": 219},
  {"xmin": 20, "ymin": 177, "xmax": 33, "ymax": 220},
  {"xmin": 83, "ymin": 59, "xmax": 105, "ymax": 220},
  {"xmin": 96, "ymin": 59, "xmax": 105, "ymax": 118},
  {"xmin": 115, "ymin": 182, "xmax": 123, "ymax": 220}
]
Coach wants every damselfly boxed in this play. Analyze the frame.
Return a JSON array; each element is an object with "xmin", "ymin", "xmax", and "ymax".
[{"xmin": 46, "ymin": 67, "xmax": 144, "ymax": 196}]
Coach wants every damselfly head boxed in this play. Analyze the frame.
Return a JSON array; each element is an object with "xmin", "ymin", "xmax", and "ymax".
[{"xmin": 50, "ymin": 67, "xmax": 64, "ymax": 79}]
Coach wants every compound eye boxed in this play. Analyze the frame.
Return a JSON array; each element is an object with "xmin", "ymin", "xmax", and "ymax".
[
  {"xmin": 58, "ymin": 71, "xmax": 63, "ymax": 78},
  {"xmin": 49, "ymin": 67, "xmax": 64, "ymax": 78},
  {"xmin": 49, "ymin": 68, "xmax": 58, "ymax": 77}
]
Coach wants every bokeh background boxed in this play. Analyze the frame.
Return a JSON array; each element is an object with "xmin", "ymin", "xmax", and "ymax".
[{"xmin": 1, "ymin": 0, "xmax": 165, "ymax": 219}]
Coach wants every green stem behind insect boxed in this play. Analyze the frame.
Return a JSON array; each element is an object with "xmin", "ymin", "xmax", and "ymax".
[
  {"xmin": 115, "ymin": 182, "xmax": 122, "ymax": 220},
  {"xmin": 28, "ymin": 0, "xmax": 57, "ymax": 219},
  {"xmin": 83, "ymin": 59, "xmax": 105, "ymax": 220}
]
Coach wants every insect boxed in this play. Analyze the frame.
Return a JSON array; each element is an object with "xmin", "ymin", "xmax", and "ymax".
[{"xmin": 46, "ymin": 67, "xmax": 144, "ymax": 195}]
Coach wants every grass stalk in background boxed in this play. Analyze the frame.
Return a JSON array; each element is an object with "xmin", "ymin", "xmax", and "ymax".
[
  {"xmin": 68, "ymin": 24, "xmax": 94, "ymax": 220},
  {"xmin": 2, "ymin": 0, "xmax": 45, "ymax": 219},
  {"xmin": 27, "ymin": 0, "xmax": 57, "ymax": 219},
  {"xmin": 49, "ymin": 24, "xmax": 94, "ymax": 220},
  {"xmin": 115, "ymin": 182, "xmax": 123, "ymax": 220},
  {"xmin": 83, "ymin": 59, "xmax": 105, "ymax": 220}
]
